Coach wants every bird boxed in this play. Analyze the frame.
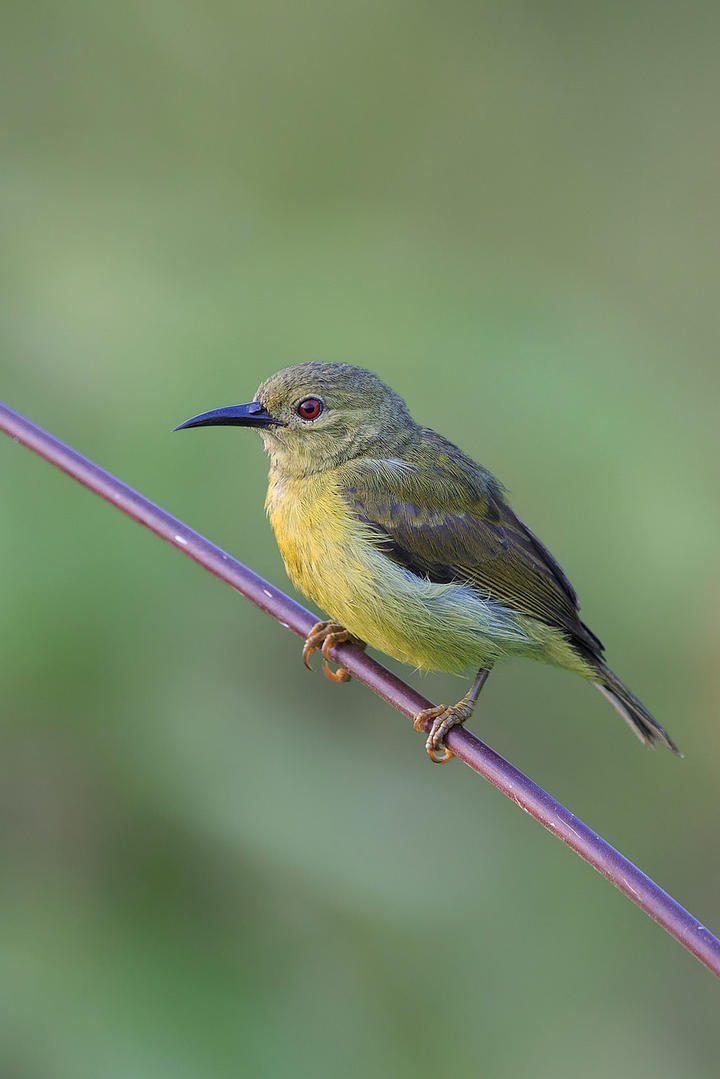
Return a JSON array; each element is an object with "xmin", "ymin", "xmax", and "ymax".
[{"xmin": 175, "ymin": 362, "xmax": 679, "ymax": 763}]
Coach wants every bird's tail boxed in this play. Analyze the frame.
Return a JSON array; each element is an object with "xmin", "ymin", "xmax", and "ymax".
[{"xmin": 592, "ymin": 663, "xmax": 681, "ymax": 756}]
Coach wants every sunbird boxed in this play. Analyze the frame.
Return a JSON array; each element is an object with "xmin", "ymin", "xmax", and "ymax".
[{"xmin": 176, "ymin": 362, "xmax": 679, "ymax": 762}]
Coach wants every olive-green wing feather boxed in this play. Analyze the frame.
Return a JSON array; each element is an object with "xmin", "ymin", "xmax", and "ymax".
[{"xmin": 340, "ymin": 432, "xmax": 603, "ymax": 658}]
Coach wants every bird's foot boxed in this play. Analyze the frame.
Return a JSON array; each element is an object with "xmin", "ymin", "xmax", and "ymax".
[
  {"xmin": 302, "ymin": 620, "xmax": 365, "ymax": 683},
  {"xmin": 413, "ymin": 668, "xmax": 491, "ymax": 763},
  {"xmin": 413, "ymin": 698, "xmax": 476, "ymax": 764}
]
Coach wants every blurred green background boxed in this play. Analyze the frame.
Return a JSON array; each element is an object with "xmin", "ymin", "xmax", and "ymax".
[{"xmin": 2, "ymin": 2, "xmax": 720, "ymax": 1076}]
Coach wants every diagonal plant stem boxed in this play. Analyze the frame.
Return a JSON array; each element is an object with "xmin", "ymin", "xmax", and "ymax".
[{"xmin": 2, "ymin": 399, "xmax": 719, "ymax": 978}]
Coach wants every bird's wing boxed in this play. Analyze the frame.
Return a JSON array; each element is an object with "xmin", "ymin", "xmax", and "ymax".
[{"xmin": 339, "ymin": 440, "xmax": 603, "ymax": 656}]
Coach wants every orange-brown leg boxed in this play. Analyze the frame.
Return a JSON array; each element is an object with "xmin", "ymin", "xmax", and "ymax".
[
  {"xmin": 413, "ymin": 667, "xmax": 491, "ymax": 763},
  {"xmin": 302, "ymin": 620, "xmax": 366, "ymax": 683}
]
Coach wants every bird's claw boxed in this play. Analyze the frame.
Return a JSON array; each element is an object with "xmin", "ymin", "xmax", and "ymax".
[
  {"xmin": 302, "ymin": 621, "xmax": 364, "ymax": 683},
  {"xmin": 413, "ymin": 703, "xmax": 468, "ymax": 763},
  {"xmin": 413, "ymin": 671, "xmax": 490, "ymax": 763}
]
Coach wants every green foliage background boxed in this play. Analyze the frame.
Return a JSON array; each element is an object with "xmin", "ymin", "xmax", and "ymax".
[{"xmin": 2, "ymin": 3, "xmax": 719, "ymax": 1076}]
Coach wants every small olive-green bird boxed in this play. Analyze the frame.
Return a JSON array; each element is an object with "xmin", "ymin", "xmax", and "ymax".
[{"xmin": 176, "ymin": 362, "xmax": 679, "ymax": 762}]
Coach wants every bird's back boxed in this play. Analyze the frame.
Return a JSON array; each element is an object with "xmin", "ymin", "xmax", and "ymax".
[{"xmin": 337, "ymin": 426, "xmax": 604, "ymax": 663}]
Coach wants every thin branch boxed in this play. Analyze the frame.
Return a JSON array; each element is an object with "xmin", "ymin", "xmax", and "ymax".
[{"xmin": 2, "ymin": 399, "xmax": 719, "ymax": 979}]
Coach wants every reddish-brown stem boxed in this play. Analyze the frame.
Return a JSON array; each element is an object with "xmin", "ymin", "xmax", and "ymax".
[{"xmin": 2, "ymin": 400, "xmax": 719, "ymax": 978}]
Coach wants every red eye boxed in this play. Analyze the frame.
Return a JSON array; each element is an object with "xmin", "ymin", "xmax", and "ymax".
[{"xmin": 297, "ymin": 396, "xmax": 323, "ymax": 421}]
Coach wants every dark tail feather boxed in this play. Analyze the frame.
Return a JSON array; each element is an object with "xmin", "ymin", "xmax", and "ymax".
[{"xmin": 592, "ymin": 664, "xmax": 682, "ymax": 756}]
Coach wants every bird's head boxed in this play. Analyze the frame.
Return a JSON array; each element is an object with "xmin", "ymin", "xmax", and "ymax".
[{"xmin": 175, "ymin": 362, "xmax": 415, "ymax": 476}]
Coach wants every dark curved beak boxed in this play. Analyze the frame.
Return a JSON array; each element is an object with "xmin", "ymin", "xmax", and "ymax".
[{"xmin": 173, "ymin": 402, "xmax": 283, "ymax": 432}]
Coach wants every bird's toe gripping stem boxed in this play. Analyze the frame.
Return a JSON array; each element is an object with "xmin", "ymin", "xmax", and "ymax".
[
  {"xmin": 413, "ymin": 697, "xmax": 479, "ymax": 764},
  {"xmin": 413, "ymin": 705, "xmax": 463, "ymax": 763},
  {"xmin": 302, "ymin": 620, "xmax": 365, "ymax": 683},
  {"xmin": 413, "ymin": 668, "xmax": 490, "ymax": 764}
]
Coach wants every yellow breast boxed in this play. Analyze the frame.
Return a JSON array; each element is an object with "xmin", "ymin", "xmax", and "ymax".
[{"xmin": 265, "ymin": 469, "xmax": 374, "ymax": 624}]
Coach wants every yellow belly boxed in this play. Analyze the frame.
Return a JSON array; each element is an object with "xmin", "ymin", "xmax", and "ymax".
[{"xmin": 264, "ymin": 469, "xmax": 570, "ymax": 673}]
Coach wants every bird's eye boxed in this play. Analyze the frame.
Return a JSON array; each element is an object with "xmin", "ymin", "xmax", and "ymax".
[{"xmin": 296, "ymin": 397, "xmax": 324, "ymax": 421}]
